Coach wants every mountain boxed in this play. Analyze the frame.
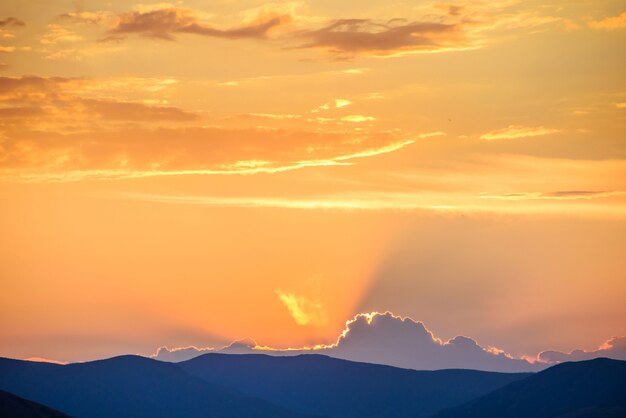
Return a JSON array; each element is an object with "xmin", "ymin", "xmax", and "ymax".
[
  {"xmin": 179, "ymin": 353, "xmax": 531, "ymax": 418},
  {"xmin": 432, "ymin": 358, "xmax": 626, "ymax": 418},
  {"xmin": 0, "ymin": 389, "xmax": 72, "ymax": 418},
  {"xmin": 0, "ymin": 355, "xmax": 306, "ymax": 418}
]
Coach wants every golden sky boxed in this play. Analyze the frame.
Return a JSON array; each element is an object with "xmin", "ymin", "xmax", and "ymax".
[{"xmin": 0, "ymin": 0, "xmax": 625, "ymax": 362}]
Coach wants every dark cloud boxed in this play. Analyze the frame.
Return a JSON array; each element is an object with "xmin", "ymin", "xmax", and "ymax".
[
  {"xmin": 0, "ymin": 17, "xmax": 25, "ymax": 27},
  {"xmin": 81, "ymin": 99, "xmax": 196, "ymax": 121},
  {"xmin": 545, "ymin": 190, "xmax": 611, "ymax": 198},
  {"xmin": 108, "ymin": 7, "xmax": 289, "ymax": 41},
  {"xmin": 298, "ymin": 19, "xmax": 465, "ymax": 57},
  {"xmin": 539, "ymin": 336, "xmax": 626, "ymax": 364}
]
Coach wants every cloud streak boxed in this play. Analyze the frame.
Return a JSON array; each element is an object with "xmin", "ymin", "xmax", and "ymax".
[
  {"xmin": 479, "ymin": 190, "xmax": 623, "ymax": 201},
  {"xmin": 298, "ymin": 19, "xmax": 467, "ymax": 57},
  {"xmin": 480, "ymin": 125, "xmax": 560, "ymax": 141},
  {"xmin": 0, "ymin": 76, "xmax": 416, "ymax": 181},
  {"xmin": 107, "ymin": 7, "xmax": 290, "ymax": 41}
]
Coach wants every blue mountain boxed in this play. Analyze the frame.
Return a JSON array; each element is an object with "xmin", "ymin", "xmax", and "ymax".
[
  {"xmin": 432, "ymin": 358, "xmax": 626, "ymax": 418},
  {"xmin": 178, "ymin": 353, "xmax": 530, "ymax": 418}
]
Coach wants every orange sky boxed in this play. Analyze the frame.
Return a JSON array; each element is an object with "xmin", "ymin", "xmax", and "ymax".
[{"xmin": 0, "ymin": 0, "xmax": 625, "ymax": 362}]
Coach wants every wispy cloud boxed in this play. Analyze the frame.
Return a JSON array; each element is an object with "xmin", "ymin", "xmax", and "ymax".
[
  {"xmin": 479, "ymin": 190, "xmax": 623, "ymax": 201},
  {"xmin": 276, "ymin": 290, "xmax": 327, "ymax": 326},
  {"xmin": 588, "ymin": 12, "xmax": 626, "ymax": 30},
  {"xmin": 106, "ymin": 6, "xmax": 291, "ymax": 41},
  {"xmin": 480, "ymin": 125, "xmax": 560, "ymax": 141},
  {"xmin": 0, "ymin": 75, "xmax": 417, "ymax": 182}
]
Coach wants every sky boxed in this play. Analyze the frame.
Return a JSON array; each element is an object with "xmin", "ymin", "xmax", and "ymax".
[{"xmin": 0, "ymin": 0, "xmax": 625, "ymax": 363}]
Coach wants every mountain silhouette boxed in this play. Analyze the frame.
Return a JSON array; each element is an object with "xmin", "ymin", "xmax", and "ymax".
[
  {"xmin": 0, "ymin": 389, "xmax": 72, "ymax": 418},
  {"xmin": 0, "ymin": 355, "xmax": 306, "ymax": 418},
  {"xmin": 179, "ymin": 353, "xmax": 531, "ymax": 418},
  {"xmin": 432, "ymin": 358, "xmax": 626, "ymax": 418}
]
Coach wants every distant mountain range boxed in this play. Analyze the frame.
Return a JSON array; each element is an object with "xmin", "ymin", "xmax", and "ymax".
[
  {"xmin": 1, "ymin": 354, "xmax": 625, "ymax": 418},
  {"xmin": 179, "ymin": 353, "xmax": 529, "ymax": 418},
  {"xmin": 0, "ymin": 355, "xmax": 305, "ymax": 418}
]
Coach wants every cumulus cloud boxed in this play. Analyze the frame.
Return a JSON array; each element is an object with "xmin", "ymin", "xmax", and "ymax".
[
  {"xmin": 324, "ymin": 312, "xmax": 540, "ymax": 372},
  {"xmin": 480, "ymin": 125, "xmax": 560, "ymax": 141},
  {"xmin": 106, "ymin": 6, "xmax": 290, "ymax": 41},
  {"xmin": 538, "ymin": 336, "xmax": 626, "ymax": 364},
  {"xmin": 151, "ymin": 311, "xmax": 543, "ymax": 372},
  {"xmin": 298, "ymin": 19, "xmax": 466, "ymax": 57}
]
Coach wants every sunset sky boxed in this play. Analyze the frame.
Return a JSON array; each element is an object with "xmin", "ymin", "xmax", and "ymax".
[{"xmin": 0, "ymin": 0, "xmax": 625, "ymax": 363}]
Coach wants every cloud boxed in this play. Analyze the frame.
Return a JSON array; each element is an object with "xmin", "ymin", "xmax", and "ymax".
[
  {"xmin": 480, "ymin": 125, "xmax": 560, "ymax": 141},
  {"xmin": 151, "ymin": 345, "xmax": 215, "ymax": 362},
  {"xmin": 588, "ymin": 12, "xmax": 626, "ymax": 30},
  {"xmin": 0, "ymin": 46, "xmax": 30, "ymax": 53},
  {"xmin": 24, "ymin": 357, "xmax": 67, "ymax": 365},
  {"xmin": 341, "ymin": 115, "xmax": 376, "ymax": 122},
  {"xmin": 276, "ymin": 290, "xmax": 327, "ymax": 326},
  {"xmin": 112, "ymin": 191, "xmax": 458, "ymax": 212},
  {"xmin": 150, "ymin": 311, "xmax": 543, "ymax": 372},
  {"xmin": 107, "ymin": 6, "xmax": 290, "ymax": 41},
  {"xmin": 0, "ymin": 17, "xmax": 25, "ymax": 28},
  {"xmin": 0, "ymin": 76, "xmax": 195, "ymax": 122},
  {"xmin": 41, "ymin": 24, "xmax": 82, "ymax": 45},
  {"xmin": 59, "ymin": 11, "xmax": 111, "ymax": 25},
  {"xmin": 538, "ymin": 336, "xmax": 626, "ymax": 363},
  {"xmin": 151, "ymin": 338, "xmax": 263, "ymax": 362},
  {"xmin": 0, "ymin": 128, "xmax": 413, "ymax": 182},
  {"xmin": 148, "ymin": 312, "xmax": 626, "ymax": 372},
  {"xmin": 479, "ymin": 191, "xmax": 621, "ymax": 201},
  {"xmin": 298, "ymin": 18, "xmax": 466, "ymax": 57},
  {"xmin": 0, "ymin": 75, "xmax": 416, "ymax": 182},
  {"xmin": 324, "ymin": 312, "xmax": 540, "ymax": 372}
]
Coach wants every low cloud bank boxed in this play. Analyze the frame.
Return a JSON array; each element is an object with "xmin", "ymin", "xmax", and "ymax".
[
  {"xmin": 538, "ymin": 336, "xmax": 626, "ymax": 363},
  {"xmin": 151, "ymin": 312, "xmax": 625, "ymax": 372}
]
